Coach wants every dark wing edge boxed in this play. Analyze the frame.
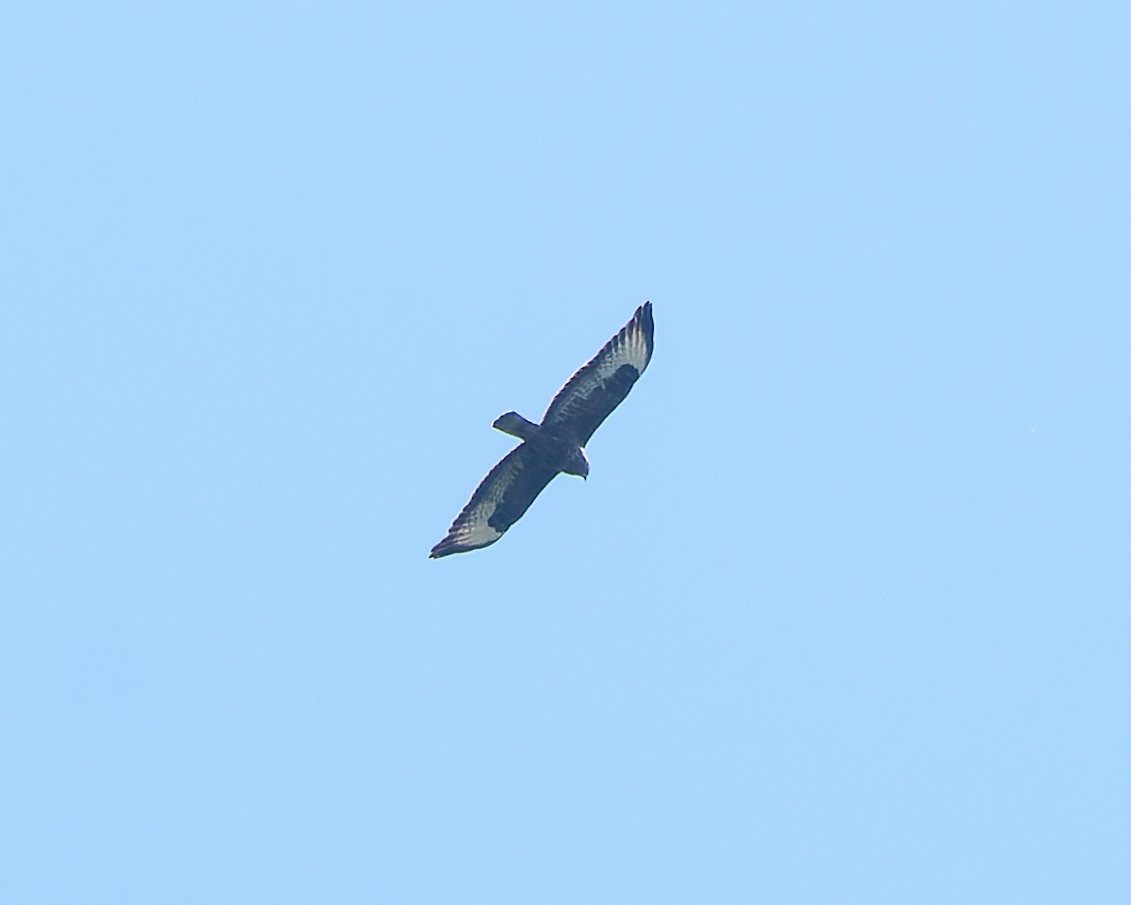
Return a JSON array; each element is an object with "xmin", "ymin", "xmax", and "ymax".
[
  {"xmin": 429, "ymin": 443, "xmax": 560, "ymax": 558},
  {"xmin": 541, "ymin": 301, "xmax": 654, "ymax": 445}
]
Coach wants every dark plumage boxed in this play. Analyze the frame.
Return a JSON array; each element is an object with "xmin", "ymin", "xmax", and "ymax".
[{"xmin": 430, "ymin": 302, "xmax": 654, "ymax": 557}]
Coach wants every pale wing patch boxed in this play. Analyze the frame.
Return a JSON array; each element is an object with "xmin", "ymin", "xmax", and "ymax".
[
  {"xmin": 430, "ymin": 452, "xmax": 520, "ymax": 556},
  {"xmin": 589, "ymin": 311, "xmax": 653, "ymax": 381},
  {"xmin": 440, "ymin": 505, "xmax": 506, "ymax": 551}
]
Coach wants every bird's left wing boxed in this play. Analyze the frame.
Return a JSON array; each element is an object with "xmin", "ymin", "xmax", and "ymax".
[{"xmin": 429, "ymin": 443, "xmax": 559, "ymax": 557}]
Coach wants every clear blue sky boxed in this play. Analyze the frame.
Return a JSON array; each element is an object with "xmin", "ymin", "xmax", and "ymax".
[{"xmin": 4, "ymin": 2, "xmax": 1129, "ymax": 902}]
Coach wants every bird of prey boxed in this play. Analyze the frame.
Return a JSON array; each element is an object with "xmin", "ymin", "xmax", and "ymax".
[{"xmin": 430, "ymin": 302, "xmax": 654, "ymax": 558}]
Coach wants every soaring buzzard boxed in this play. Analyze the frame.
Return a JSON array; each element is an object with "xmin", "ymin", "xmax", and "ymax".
[{"xmin": 430, "ymin": 302, "xmax": 654, "ymax": 558}]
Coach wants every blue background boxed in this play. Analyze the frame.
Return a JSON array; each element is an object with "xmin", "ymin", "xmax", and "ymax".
[{"xmin": 4, "ymin": 2, "xmax": 1129, "ymax": 902}]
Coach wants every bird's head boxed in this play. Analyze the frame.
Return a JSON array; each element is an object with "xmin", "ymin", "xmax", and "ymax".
[{"xmin": 563, "ymin": 447, "xmax": 590, "ymax": 480}]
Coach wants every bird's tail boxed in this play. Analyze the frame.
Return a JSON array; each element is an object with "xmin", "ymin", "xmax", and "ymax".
[{"xmin": 493, "ymin": 411, "xmax": 539, "ymax": 440}]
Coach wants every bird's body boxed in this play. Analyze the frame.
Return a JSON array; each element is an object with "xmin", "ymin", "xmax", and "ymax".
[
  {"xmin": 430, "ymin": 302, "xmax": 654, "ymax": 557},
  {"xmin": 493, "ymin": 415, "xmax": 590, "ymax": 476}
]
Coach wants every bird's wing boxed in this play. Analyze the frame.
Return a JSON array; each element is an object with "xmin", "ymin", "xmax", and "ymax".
[
  {"xmin": 541, "ymin": 302, "xmax": 654, "ymax": 446},
  {"xmin": 429, "ymin": 443, "xmax": 560, "ymax": 557}
]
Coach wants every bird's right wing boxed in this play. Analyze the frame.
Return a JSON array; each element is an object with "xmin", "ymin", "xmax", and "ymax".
[
  {"xmin": 541, "ymin": 302, "xmax": 654, "ymax": 446},
  {"xmin": 429, "ymin": 443, "xmax": 560, "ymax": 557}
]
